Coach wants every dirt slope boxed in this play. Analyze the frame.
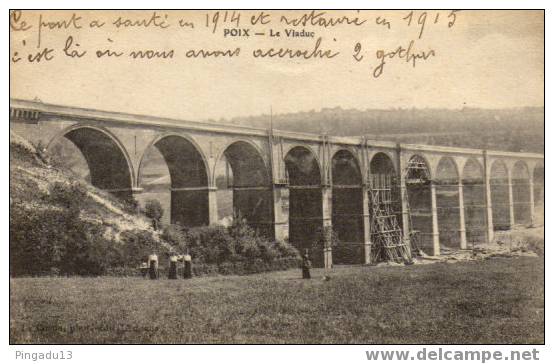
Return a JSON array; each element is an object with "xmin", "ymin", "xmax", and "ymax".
[{"xmin": 10, "ymin": 130, "xmax": 161, "ymax": 244}]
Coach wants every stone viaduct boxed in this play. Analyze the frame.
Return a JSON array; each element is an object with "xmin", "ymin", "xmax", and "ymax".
[{"xmin": 10, "ymin": 98, "xmax": 544, "ymax": 264}]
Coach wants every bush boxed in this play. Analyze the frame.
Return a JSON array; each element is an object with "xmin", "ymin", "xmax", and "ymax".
[
  {"xmin": 188, "ymin": 220, "xmax": 298, "ymax": 265},
  {"xmin": 119, "ymin": 229, "xmax": 165, "ymax": 267},
  {"xmin": 48, "ymin": 182, "xmax": 88, "ymax": 211},
  {"xmin": 144, "ymin": 199, "xmax": 163, "ymax": 228},
  {"xmin": 157, "ymin": 218, "xmax": 300, "ymax": 276},
  {"xmin": 122, "ymin": 196, "xmax": 140, "ymax": 215},
  {"xmin": 9, "ymin": 201, "xmax": 118, "ymax": 276},
  {"xmin": 10, "ymin": 190, "xmax": 167, "ymax": 277},
  {"xmin": 161, "ymin": 224, "xmax": 187, "ymax": 250},
  {"xmin": 10, "ymin": 204, "xmax": 63, "ymax": 276}
]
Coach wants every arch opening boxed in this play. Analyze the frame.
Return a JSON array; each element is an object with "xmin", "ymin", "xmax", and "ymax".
[
  {"xmin": 48, "ymin": 127, "xmax": 133, "ymax": 201},
  {"xmin": 215, "ymin": 141, "xmax": 274, "ymax": 239},
  {"xmin": 490, "ymin": 160, "xmax": 511, "ymax": 230},
  {"xmin": 512, "ymin": 161, "xmax": 531, "ymax": 225},
  {"xmin": 138, "ymin": 135, "xmax": 209, "ymax": 227},
  {"xmin": 332, "ymin": 150, "xmax": 364, "ymax": 264},
  {"xmin": 285, "ymin": 146, "xmax": 322, "ymax": 251},
  {"xmin": 405, "ymin": 155, "xmax": 433, "ymax": 254},
  {"xmin": 462, "ymin": 158, "xmax": 486, "ymax": 244},
  {"xmin": 434, "ymin": 157, "xmax": 461, "ymax": 250},
  {"xmin": 533, "ymin": 163, "xmax": 544, "ymax": 226}
]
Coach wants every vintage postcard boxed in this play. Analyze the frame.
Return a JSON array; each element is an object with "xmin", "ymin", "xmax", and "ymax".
[{"xmin": 9, "ymin": 8, "xmax": 544, "ymax": 350}]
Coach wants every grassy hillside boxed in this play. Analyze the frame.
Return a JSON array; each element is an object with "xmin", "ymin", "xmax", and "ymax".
[
  {"xmin": 9, "ymin": 131, "xmax": 170, "ymax": 276},
  {"xmin": 10, "ymin": 130, "xmax": 158, "ymax": 240}
]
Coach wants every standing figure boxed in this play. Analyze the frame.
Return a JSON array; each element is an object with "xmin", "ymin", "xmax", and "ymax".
[
  {"xmin": 301, "ymin": 250, "xmax": 311, "ymax": 279},
  {"xmin": 168, "ymin": 255, "xmax": 178, "ymax": 279},
  {"xmin": 183, "ymin": 254, "xmax": 192, "ymax": 279},
  {"xmin": 148, "ymin": 254, "xmax": 159, "ymax": 280}
]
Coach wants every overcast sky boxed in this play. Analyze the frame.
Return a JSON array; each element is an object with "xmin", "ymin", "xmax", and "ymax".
[{"xmin": 10, "ymin": 10, "xmax": 544, "ymax": 121}]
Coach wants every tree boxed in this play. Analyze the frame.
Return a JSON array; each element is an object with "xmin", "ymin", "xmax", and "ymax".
[{"xmin": 144, "ymin": 199, "xmax": 164, "ymax": 230}]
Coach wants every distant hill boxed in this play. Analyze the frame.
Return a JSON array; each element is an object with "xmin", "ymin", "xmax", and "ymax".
[{"xmin": 212, "ymin": 107, "xmax": 544, "ymax": 153}]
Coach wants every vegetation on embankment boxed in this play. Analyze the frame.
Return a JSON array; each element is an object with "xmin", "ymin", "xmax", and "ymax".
[
  {"xmin": 9, "ymin": 131, "xmax": 299, "ymax": 277},
  {"xmin": 10, "ymin": 256, "xmax": 544, "ymax": 344}
]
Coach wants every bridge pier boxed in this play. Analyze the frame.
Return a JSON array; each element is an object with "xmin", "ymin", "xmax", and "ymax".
[
  {"xmin": 362, "ymin": 186, "xmax": 372, "ymax": 264},
  {"xmin": 272, "ymin": 184, "xmax": 290, "ymax": 242},
  {"xmin": 322, "ymin": 185, "xmax": 333, "ymax": 268},
  {"xmin": 430, "ymin": 181, "xmax": 440, "ymax": 256},
  {"xmin": 457, "ymin": 181, "xmax": 468, "ymax": 249},
  {"xmin": 398, "ymin": 151, "xmax": 412, "ymax": 248},
  {"xmin": 529, "ymin": 174, "xmax": 535, "ymax": 227},
  {"xmin": 507, "ymin": 175, "xmax": 516, "ymax": 229},
  {"xmin": 208, "ymin": 187, "xmax": 219, "ymax": 225},
  {"xmin": 483, "ymin": 152, "xmax": 495, "ymax": 243}
]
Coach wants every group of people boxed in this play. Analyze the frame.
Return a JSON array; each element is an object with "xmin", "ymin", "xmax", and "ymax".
[
  {"xmin": 139, "ymin": 254, "xmax": 192, "ymax": 279},
  {"xmin": 139, "ymin": 250, "xmax": 317, "ymax": 280}
]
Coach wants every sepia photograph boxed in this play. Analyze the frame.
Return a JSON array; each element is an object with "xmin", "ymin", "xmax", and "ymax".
[{"xmin": 8, "ymin": 8, "xmax": 545, "ymax": 350}]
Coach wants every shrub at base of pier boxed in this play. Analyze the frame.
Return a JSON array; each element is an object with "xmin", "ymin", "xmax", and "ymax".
[{"xmin": 162, "ymin": 221, "xmax": 301, "ymax": 277}]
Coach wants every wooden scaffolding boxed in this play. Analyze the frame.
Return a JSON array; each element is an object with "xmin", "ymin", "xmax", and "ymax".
[{"xmin": 369, "ymin": 173, "xmax": 412, "ymax": 263}]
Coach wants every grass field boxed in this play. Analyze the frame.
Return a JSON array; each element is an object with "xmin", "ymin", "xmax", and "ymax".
[{"xmin": 10, "ymin": 256, "xmax": 544, "ymax": 344}]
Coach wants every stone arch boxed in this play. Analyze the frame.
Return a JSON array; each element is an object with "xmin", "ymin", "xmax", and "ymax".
[
  {"xmin": 462, "ymin": 158, "xmax": 486, "ymax": 243},
  {"xmin": 368, "ymin": 150, "xmax": 399, "ymax": 175},
  {"xmin": 47, "ymin": 124, "xmax": 134, "ymax": 201},
  {"xmin": 533, "ymin": 162, "xmax": 544, "ymax": 225},
  {"xmin": 212, "ymin": 138, "xmax": 269, "ymax": 187},
  {"xmin": 283, "ymin": 143, "xmax": 322, "ymax": 181},
  {"xmin": 434, "ymin": 156, "xmax": 461, "ymax": 249},
  {"xmin": 284, "ymin": 146, "xmax": 323, "ymax": 250},
  {"xmin": 435, "ymin": 156, "xmax": 459, "ymax": 183},
  {"xmin": 331, "ymin": 149, "xmax": 364, "ymax": 264},
  {"xmin": 404, "ymin": 154, "xmax": 435, "ymax": 254},
  {"xmin": 405, "ymin": 153, "xmax": 433, "ymax": 181},
  {"xmin": 512, "ymin": 161, "xmax": 531, "ymax": 225},
  {"xmin": 462, "ymin": 158, "xmax": 483, "ymax": 181},
  {"xmin": 138, "ymin": 133, "xmax": 211, "ymax": 187},
  {"xmin": 214, "ymin": 140, "xmax": 273, "ymax": 239},
  {"xmin": 490, "ymin": 160, "xmax": 511, "ymax": 230},
  {"xmin": 137, "ymin": 133, "xmax": 210, "ymax": 227},
  {"xmin": 369, "ymin": 152, "xmax": 400, "ymax": 211},
  {"xmin": 370, "ymin": 152, "xmax": 396, "ymax": 176}
]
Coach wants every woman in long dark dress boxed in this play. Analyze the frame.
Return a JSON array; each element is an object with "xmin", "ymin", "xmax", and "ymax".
[{"xmin": 301, "ymin": 252, "xmax": 311, "ymax": 279}]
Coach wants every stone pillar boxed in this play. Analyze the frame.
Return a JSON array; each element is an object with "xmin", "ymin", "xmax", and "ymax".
[
  {"xmin": 529, "ymin": 174, "xmax": 535, "ymax": 227},
  {"xmin": 272, "ymin": 184, "xmax": 290, "ymax": 242},
  {"xmin": 322, "ymin": 186, "xmax": 333, "ymax": 268},
  {"xmin": 507, "ymin": 174, "xmax": 515, "ymax": 229},
  {"xmin": 457, "ymin": 181, "xmax": 468, "ymax": 249},
  {"xmin": 483, "ymin": 152, "xmax": 494, "ymax": 243},
  {"xmin": 397, "ymin": 149, "xmax": 411, "ymax": 247},
  {"xmin": 430, "ymin": 182, "xmax": 440, "ymax": 256},
  {"xmin": 362, "ymin": 186, "xmax": 372, "ymax": 264},
  {"xmin": 208, "ymin": 187, "xmax": 218, "ymax": 225}
]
